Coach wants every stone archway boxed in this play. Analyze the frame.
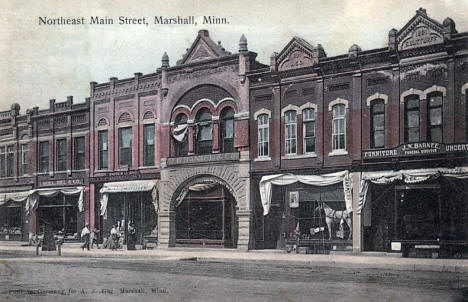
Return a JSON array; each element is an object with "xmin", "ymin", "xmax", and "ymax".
[{"xmin": 158, "ymin": 162, "xmax": 251, "ymax": 250}]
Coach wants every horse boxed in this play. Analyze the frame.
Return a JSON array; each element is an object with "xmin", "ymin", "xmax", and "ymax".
[{"xmin": 315, "ymin": 202, "xmax": 352, "ymax": 240}]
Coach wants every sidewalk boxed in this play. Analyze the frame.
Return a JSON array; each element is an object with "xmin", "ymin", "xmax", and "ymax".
[{"xmin": 1, "ymin": 241, "xmax": 467, "ymax": 273}]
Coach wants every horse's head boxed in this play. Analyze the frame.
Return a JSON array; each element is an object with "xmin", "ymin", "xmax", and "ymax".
[{"xmin": 315, "ymin": 202, "xmax": 331, "ymax": 213}]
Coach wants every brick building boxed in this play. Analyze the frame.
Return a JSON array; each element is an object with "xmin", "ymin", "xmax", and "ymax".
[{"xmin": 1, "ymin": 8, "xmax": 467, "ymax": 256}]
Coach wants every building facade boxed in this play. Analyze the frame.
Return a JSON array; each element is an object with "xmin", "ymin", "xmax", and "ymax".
[{"xmin": 1, "ymin": 8, "xmax": 467, "ymax": 256}]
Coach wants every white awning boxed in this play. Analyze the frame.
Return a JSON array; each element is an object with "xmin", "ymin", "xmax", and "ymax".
[
  {"xmin": 99, "ymin": 180, "xmax": 159, "ymax": 216},
  {"xmin": 0, "ymin": 191, "xmax": 30, "ymax": 206},
  {"xmin": 26, "ymin": 186, "xmax": 85, "ymax": 214}
]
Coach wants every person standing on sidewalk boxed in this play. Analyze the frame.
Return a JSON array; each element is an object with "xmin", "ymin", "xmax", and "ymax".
[
  {"xmin": 81, "ymin": 223, "xmax": 90, "ymax": 251},
  {"xmin": 90, "ymin": 228, "xmax": 99, "ymax": 249}
]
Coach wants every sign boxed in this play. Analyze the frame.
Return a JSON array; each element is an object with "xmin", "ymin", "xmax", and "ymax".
[
  {"xmin": 399, "ymin": 25, "xmax": 443, "ymax": 51},
  {"xmin": 40, "ymin": 179, "xmax": 83, "ymax": 187},
  {"xmin": 363, "ymin": 143, "xmax": 468, "ymax": 160},
  {"xmin": 289, "ymin": 191, "xmax": 299, "ymax": 208},
  {"xmin": 91, "ymin": 171, "xmax": 160, "ymax": 183}
]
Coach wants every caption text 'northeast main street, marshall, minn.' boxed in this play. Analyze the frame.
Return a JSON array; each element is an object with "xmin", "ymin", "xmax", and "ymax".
[{"xmin": 38, "ymin": 16, "xmax": 229, "ymax": 26}]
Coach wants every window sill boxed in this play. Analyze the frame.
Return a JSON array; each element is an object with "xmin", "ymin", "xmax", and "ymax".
[
  {"xmin": 139, "ymin": 165, "xmax": 159, "ymax": 170},
  {"xmin": 328, "ymin": 150, "xmax": 348, "ymax": 156},
  {"xmin": 254, "ymin": 156, "xmax": 271, "ymax": 162},
  {"xmin": 282, "ymin": 153, "xmax": 317, "ymax": 160}
]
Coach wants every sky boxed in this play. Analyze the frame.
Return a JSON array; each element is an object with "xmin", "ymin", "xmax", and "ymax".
[{"xmin": 0, "ymin": 0, "xmax": 467, "ymax": 112}]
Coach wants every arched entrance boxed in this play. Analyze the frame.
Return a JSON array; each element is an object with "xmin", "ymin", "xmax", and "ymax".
[{"xmin": 173, "ymin": 177, "xmax": 238, "ymax": 248}]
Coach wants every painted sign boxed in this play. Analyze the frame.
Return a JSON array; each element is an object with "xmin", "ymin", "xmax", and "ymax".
[
  {"xmin": 40, "ymin": 179, "xmax": 83, "ymax": 187},
  {"xmin": 91, "ymin": 171, "xmax": 160, "ymax": 183},
  {"xmin": 363, "ymin": 143, "xmax": 468, "ymax": 159}
]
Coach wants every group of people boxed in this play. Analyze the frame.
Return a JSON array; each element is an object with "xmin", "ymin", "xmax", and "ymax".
[{"xmin": 81, "ymin": 221, "xmax": 137, "ymax": 251}]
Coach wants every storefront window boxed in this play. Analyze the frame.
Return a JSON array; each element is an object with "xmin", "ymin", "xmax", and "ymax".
[
  {"xmin": 143, "ymin": 124, "xmax": 155, "ymax": 166},
  {"xmin": 285, "ymin": 111, "xmax": 297, "ymax": 155},
  {"xmin": 6, "ymin": 146, "xmax": 14, "ymax": 177},
  {"xmin": 405, "ymin": 95, "xmax": 420, "ymax": 143},
  {"xmin": 332, "ymin": 104, "xmax": 346, "ymax": 150},
  {"xmin": 258, "ymin": 114, "xmax": 269, "ymax": 157},
  {"xmin": 74, "ymin": 137, "xmax": 85, "ymax": 170},
  {"xmin": 195, "ymin": 109, "xmax": 212, "ymax": 155},
  {"xmin": 427, "ymin": 92, "xmax": 443, "ymax": 142},
  {"xmin": 119, "ymin": 127, "xmax": 133, "ymax": 167},
  {"xmin": 21, "ymin": 144, "xmax": 29, "ymax": 176},
  {"xmin": 98, "ymin": 131, "xmax": 109, "ymax": 170},
  {"xmin": 220, "ymin": 108, "xmax": 235, "ymax": 153},
  {"xmin": 371, "ymin": 99, "xmax": 385, "ymax": 148},
  {"xmin": 56, "ymin": 139, "xmax": 67, "ymax": 171},
  {"xmin": 39, "ymin": 141, "xmax": 49, "ymax": 173},
  {"xmin": 303, "ymin": 108, "xmax": 315, "ymax": 153}
]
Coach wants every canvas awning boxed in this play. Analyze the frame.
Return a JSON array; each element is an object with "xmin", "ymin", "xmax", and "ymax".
[
  {"xmin": 0, "ymin": 191, "xmax": 30, "ymax": 207},
  {"xmin": 99, "ymin": 180, "xmax": 159, "ymax": 216},
  {"xmin": 25, "ymin": 186, "xmax": 85, "ymax": 215},
  {"xmin": 259, "ymin": 171, "xmax": 353, "ymax": 216},
  {"xmin": 357, "ymin": 166, "xmax": 468, "ymax": 213}
]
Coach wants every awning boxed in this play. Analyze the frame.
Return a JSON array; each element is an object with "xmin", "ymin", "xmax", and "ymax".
[
  {"xmin": 26, "ymin": 187, "xmax": 85, "ymax": 215},
  {"xmin": 0, "ymin": 191, "xmax": 30, "ymax": 206},
  {"xmin": 259, "ymin": 171, "xmax": 353, "ymax": 216},
  {"xmin": 357, "ymin": 166, "xmax": 468, "ymax": 213},
  {"xmin": 99, "ymin": 180, "xmax": 159, "ymax": 216}
]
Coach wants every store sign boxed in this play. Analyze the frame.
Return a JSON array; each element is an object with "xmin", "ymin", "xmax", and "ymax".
[
  {"xmin": 363, "ymin": 143, "xmax": 468, "ymax": 159},
  {"xmin": 40, "ymin": 179, "xmax": 83, "ymax": 187},
  {"xmin": 398, "ymin": 25, "xmax": 443, "ymax": 51},
  {"xmin": 91, "ymin": 171, "xmax": 159, "ymax": 183}
]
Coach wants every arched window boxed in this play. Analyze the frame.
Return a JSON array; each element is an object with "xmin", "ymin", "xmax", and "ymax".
[
  {"xmin": 285, "ymin": 110, "xmax": 297, "ymax": 155},
  {"xmin": 220, "ymin": 108, "xmax": 235, "ymax": 153},
  {"xmin": 174, "ymin": 114, "xmax": 188, "ymax": 157},
  {"xmin": 371, "ymin": 99, "xmax": 385, "ymax": 148},
  {"xmin": 332, "ymin": 104, "xmax": 346, "ymax": 150},
  {"xmin": 195, "ymin": 109, "xmax": 213, "ymax": 155},
  {"xmin": 427, "ymin": 92, "xmax": 443, "ymax": 142},
  {"xmin": 404, "ymin": 95, "xmax": 420, "ymax": 143},
  {"xmin": 258, "ymin": 114, "xmax": 269, "ymax": 157},
  {"xmin": 303, "ymin": 108, "xmax": 315, "ymax": 153}
]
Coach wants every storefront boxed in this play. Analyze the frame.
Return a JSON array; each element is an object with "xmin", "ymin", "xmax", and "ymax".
[
  {"xmin": 99, "ymin": 180, "xmax": 158, "ymax": 245},
  {"xmin": 358, "ymin": 167, "xmax": 468, "ymax": 258},
  {"xmin": 174, "ymin": 182, "xmax": 237, "ymax": 248},
  {"xmin": 0, "ymin": 191, "xmax": 29, "ymax": 241},
  {"xmin": 259, "ymin": 171, "xmax": 353, "ymax": 253},
  {"xmin": 26, "ymin": 187, "xmax": 85, "ymax": 237}
]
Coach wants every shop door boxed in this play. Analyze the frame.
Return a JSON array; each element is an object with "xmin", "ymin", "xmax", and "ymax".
[
  {"xmin": 37, "ymin": 194, "xmax": 78, "ymax": 235},
  {"xmin": 395, "ymin": 185, "xmax": 441, "ymax": 241}
]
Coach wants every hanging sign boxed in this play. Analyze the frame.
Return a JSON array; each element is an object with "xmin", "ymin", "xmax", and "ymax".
[{"xmin": 289, "ymin": 191, "xmax": 299, "ymax": 208}]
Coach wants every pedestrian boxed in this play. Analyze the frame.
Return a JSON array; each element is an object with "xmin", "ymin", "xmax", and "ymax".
[
  {"xmin": 81, "ymin": 223, "xmax": 90, "ymax": 251},
  {"xmin": 110, "ymin": 224, "xmax": 119, "ymax": 251},
  {"xmin": 127, "ymin": 222, "xmax": 136, "ymax": 250},
  {"xmin": 90, "ymin": 228, "xmax": 99, "ymax": 249}
]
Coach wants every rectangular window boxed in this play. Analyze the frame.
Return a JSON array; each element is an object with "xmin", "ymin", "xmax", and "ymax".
[
  {"xmin": 56, "ymin": 139, "xmax": 67, "ymax": 171},
  {"xmin": 285, "ymin": 111, "xmax": 297, "ymax": 155},
  {"xmin": 258, "ymin": 115, "xmax": 269, "ymax": 157},
  {"xmin": 21, "ymin": 144, "xmax": 29, "ymax": 176},
  {"xmin": 405, "ymin": 96, "xmax": 420, "ymax": 143},
  {"xmin": 371, "ymin": 100, "xmax": 385, "ymax": 148},
  {"xmin": 332, "ymin": 104, "xmax": 346, "ymax": 150},
  {"xmin": 74, "ymin": 137, "xmax": 85, "ymax": 170},
  {"xmin": 119, "ymin": 127, "xmax": 133, "ymax": 167},
  {"xmin": 143, "ymin": 124, "xmax": 155, "ymax": 166},
  {"xmin": 39, "ymin": 141, "xmax": 49, "ymax": 173},
  {"xmin": 0, "ymin": 147, "xmax": 5, "ymax": 177},
  {"xmin": 6, "ymin": 146, "xmax": 14, "ymax": 177},
  {"xmin": 303, "ymin": 109, "xmax": 316, "ymax": 153},
  {"xmin": 428, "ymin": 93, "xmax": 443, "ymax": 142},
  {"xmin": 98, "ymin": 131, "xmax": 109, "ymax": 170}
]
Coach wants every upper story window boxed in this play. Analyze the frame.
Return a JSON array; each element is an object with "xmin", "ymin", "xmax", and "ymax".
[
  {"xmin": 173, "ymin": 114, "xmax": 189, "ymax": 157},
  {"xmin": 6, "ymin": 146, "xmax": 14, "ymax": 177},
  {"xmin": 39, "ymin": 141, "xmax": 50, "ymax": 173},
  {"xmin": 0, "ymin": 147, "xmax": 5, "ymax": 177},
  {"xmin": 20, "ymin": 144, "xmax": 29, "ymax": 176},
  {"xmin": 258, "ymin": 114, "xmax": 269, "ymax": 157},
  {"xmin": 119, "ymin": 127, "xmax": 133, "ymax": 167},
  {"xmin": 98, "ymin": 130, "xmax": 109, "ymax": 170},
  {"xmin": 56, "ymin": 139, "xmax": 67, "ymax": 171},
  {"xmin": 404, "ymin": 95, "xmax": 420, "ymax": 143},
  {"xmin": 220, "ymin": 108, "xmax": 235, "ymax": 153},
  {"xmin": 143, "ymin": 124, "xmax": 155, "ymax": 166},
  {"xmin": 427, "ymin": 92, "xmax": 443, "ymax": 142},
  {"xmin": 195, "ymin": 109, "xmax": 212, "ymax": 155},
  {"xmin": 74, "ymin": 137, "xmax": 85, "ymax": 170},
  {"xmin": 371, "ymin": 100, "xmax": 385, "ymax": 148},
  {"xmin": 332, "ymin": 104, "xmax": 346, "ymax": 150},
  {"xmin": 303, "ymin": 108, "xmax": 316, "ymax": 153},
  {"xmin": 285, "ymin": 110, "xmax": 297, "ymax": 155}
]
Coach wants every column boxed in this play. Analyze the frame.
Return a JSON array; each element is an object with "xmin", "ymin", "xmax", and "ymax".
[
  {"xmin": 157, "ymin": 211, "xmax": 175, "ymax": 247},
  {"xmin": 351, "ymin": 172, "xmax": 363, "ymax": 253}
]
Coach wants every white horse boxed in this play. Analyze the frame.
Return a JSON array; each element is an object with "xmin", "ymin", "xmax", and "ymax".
[{"xmin": 315, "ymin": 202, "xmax": 352, "ymax": 240}]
